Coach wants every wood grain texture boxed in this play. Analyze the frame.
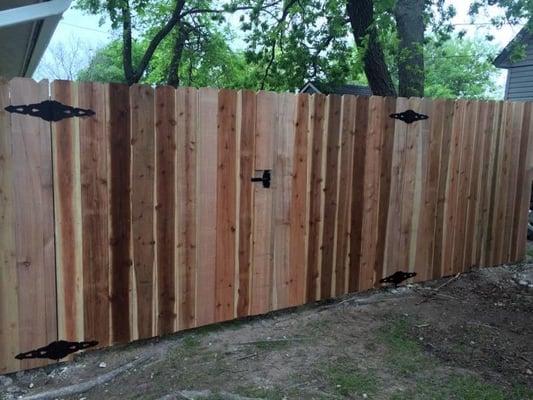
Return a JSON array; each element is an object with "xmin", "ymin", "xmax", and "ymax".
[
  {"xmin": 10, "ymin": 78, "xmax": 57, "ymax": 370},
  {"xmin": 154, "ymin": 86, "xmax": 177, "ymax": 335},
  {"xmin": 236, "ymin": 90, "xmax": 256, "ymax": 317},
  {"xmin": 250, "ymin": 91, "xmax": 275, "ymax": 315},
  {"xmin": 348, "ymin": 96, "xmax": 369, "ymax": 292},
  {"xmin": 320, "ymin": 95, "xmax": 342, "ymax": 298},
  {"xmin": 334, "ymin": 96, "xmax": 355, "ymax": 296},
  {"xmin": 51, "ymin": 81, "xmax": 84, "ymax": 343},
  {"xmin": 196, "ymin": 88, "xmax": 218, "ymax": 325},
  {"xmin": 215, "ymin": 89, "xmax": 238, "ymax": 322},
  {"xmin": 0, "ymin": 78, "xmax": 19, "ymax": 373},
  {"xmin": 288, "ymin": 94, "xmax": 310, "ymax": 306},
  {"xmin": 2, "ymin": 80, "xmax": 532, "ymax": 374},
  {"xmin": 272, "ymin": 93, "xmax": 296, "ymax": 310},
  {"xmin": 306, "ymin": 94, "xmax": 327, "ymax": 301},
  {"xmin": 107, "ymin": 83, "xmax": 132, "ymax": 343},
  {"xmin": 176, "ymin": 87, "xmax": 198, "ymax": 329},
  {"xmin": 130, "ymin": 84, "xmax": 155, "ymax": 339},
  {"xmin": 77, "ymin": 82, "xmax": 111, "ymax": 347}
]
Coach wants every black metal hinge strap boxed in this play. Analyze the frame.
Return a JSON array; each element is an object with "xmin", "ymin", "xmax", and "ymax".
[
  {"xmin": 390, "ymin": 109, "xmax": 428, "ymax": 124},
  {"xmin": 5, "ymin": 100, "xmax": 95, "ymax": 122},
  {"xmin": 15, "ymin": 340, "xmax": 98, "ymax": 361}
]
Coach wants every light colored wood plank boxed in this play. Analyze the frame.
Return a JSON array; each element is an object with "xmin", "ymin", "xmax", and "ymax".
[
  {"xmin": 196, "ymin": 88, "xmax": 218, "ymax": 325},
  {"xmin": 271, "ymin": 93, "xmax": 296, "ymax": 310},
  {"xmin": 383, "ymin": 97, "xmax": 408, "ymax": 279},
  {"xmin": 306, "ymin": 94, "xmax": 327, "ymax": 301},
  {"xmin": 10, "ymin": 78, "xmax": 57, "ymax": 370},
  {"xmin": 431, "ymin": 100, "xmax": 454, "ymax": 278},
  {"xmin": 442, "ymin": 100, "xmax": 465, "ymax": 276},
  {"xmin": 288, "ymin": 93, "xmax": 310, "ymax": 306},
  {"xmin": 176, "ymin": 87, "xmax": 198, "ymax": 329},
  {"xmin": 250, "ymin": 91, "xmax": 275, "ymax": 315},
  {"xmin": 130, "ymin": 84, "xmax": 155, "ymax": 339},
  {"xmin": 333, "ymin": 96, "xmax": 355, "ymax": 296},
  {"xmin": 215, "ymin": 89, "xmax": 238, "ymax": 322},
  {"xmin": 0, "ymin": 78, "xmax": 19, "ymax": 374},
  {"xmin": 51, "ymin": 80, "xmax": 84, "ymax": 343},
  {"xmin": 320, "ymin": 95, "xmax": 341, "ymax": 298},
  {"xmin": 78, "ymin": 82, "xmax": 110, "ymax": 347},
  {"xmin": 236, "ymin": 90, "xmax": 256, "ymax": 317}
]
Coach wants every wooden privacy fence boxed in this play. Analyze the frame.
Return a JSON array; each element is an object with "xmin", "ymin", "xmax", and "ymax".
[{"xmin": 1, "ymin": 77, "xmax": 532, "ymax": 373}]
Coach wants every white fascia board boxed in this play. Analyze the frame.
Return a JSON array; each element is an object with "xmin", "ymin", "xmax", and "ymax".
[{"xmin": 0, "ymin": 0, "xmax": 72, "ymax": 29}]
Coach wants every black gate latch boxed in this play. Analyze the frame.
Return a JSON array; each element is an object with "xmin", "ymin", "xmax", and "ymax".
[
  {"xmin": 251, "ymin": 170, "xmax": 271, "ymax": 188},
  {"xmin": 5, "ymin": 100, "xmax": 95, "ymax": 122},
  {"xmin": 389, "ymin": 109, "xmax": 428, "ymax": 124}
]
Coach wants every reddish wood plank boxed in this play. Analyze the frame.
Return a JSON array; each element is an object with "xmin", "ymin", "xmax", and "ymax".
[
  {"xmin": 512, "ymin": 103, "xmax": 533, "ymax": 261},
  {"xmin": 320, "ymin": 95, "xmax": 342, "ymax": 298},
  {"xmin": 51, "ymin": 80, "xmax": 84, "ymax": 342},
  {"xmin": 196, "ymin": 88, "xmax": 218, "ymax": 325},
  {"xmin": 78, "ymin": 82, "xmax": 110, "ymax": 346},
  {"xmin": 215, "ymin": 89, "xmax": 238, "ymax": 322},
  {"xmin": 374, "ymin": 97, "xmax": 397, "ymax": 283},
  {"xmin": 348, "ymin": 96, "xmax": 369, "ymax": 292},
  {"xmin": 288, "ymin": 94, "xmax": 310, "ymax": 306},
  {"xmin": 10, "ymin": 78, "xmax": 57, "ymax": 370},
  {"xmin": 107, "ymin": 83, "xmax": 132, "ymax": 343},
  {"xmin": 130, "ymin": 84, "xmax": 155, "ymax": 339},
  {"xmin": 236, "ymin": 90, "xmax": 256, "ymax": 317},
  {"xmin": 154, "ymin": 86, "xmax": 177, "ymax": 335},
  {"xmin": 306, "ymin": 94, "xmax": 327, "ymax": 301},
  {"xmin": 176, "ymin": 87, "xmax": 198, "ymax": 329}
]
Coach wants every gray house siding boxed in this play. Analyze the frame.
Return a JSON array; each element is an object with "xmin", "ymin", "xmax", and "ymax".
[
  {"xmin": 495, "ymin": 29, "xmax": 533, "ymax": 100},
  {"xmin": 506, "ymin": 65, "xmax": 533, "ymax": 100}
]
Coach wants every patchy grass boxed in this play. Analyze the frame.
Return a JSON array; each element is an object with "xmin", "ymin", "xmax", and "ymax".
[
  {"xmin": 324, "ymin": 361, "xmax": 379, "ymax": 397},
  {"xmin": 377, "ymin": 317, "xmax": 434, "ymax": 376}
]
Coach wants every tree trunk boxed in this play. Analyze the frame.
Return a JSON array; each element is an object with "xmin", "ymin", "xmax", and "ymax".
[
  {"xmin": 166, "ymin": 25, "xmax": 189, "ymax": 87},
  {"xmin": 346, "ymin": 0, "xmax": 397, "ymax": 97},
  {"xmin": 394, "ymin": 0, "xmax": 425, "ymax": 97}
]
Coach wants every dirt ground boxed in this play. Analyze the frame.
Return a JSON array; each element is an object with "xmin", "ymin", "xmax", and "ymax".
[{"xmin": 2, "ymin": 261, "xmax": 533, "ymax": 400}]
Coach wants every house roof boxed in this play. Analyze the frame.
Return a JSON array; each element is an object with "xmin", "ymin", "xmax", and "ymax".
[
  {"xmin": 493, "ymin": 25, "xmax": 532, "ymax": 69},
  {"xmin": 300, "ymin": 81, "xmax": 373, "ymax": 96},
  {"xmin": 0, "ymin": 0, "xmax": 72, "ymax": 78}
]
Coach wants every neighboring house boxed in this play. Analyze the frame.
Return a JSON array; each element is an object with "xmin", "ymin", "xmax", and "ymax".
[
  {"xmin": 0, "ymin": 0, "xmax": 72, "ymax": 78},
  {"xmin": 494, "ymin": 27, "xmax": 533, "ymax": 100},
  {"xmin": 300, "ymin": 80, "xmax": 373, "ymax": 96}
]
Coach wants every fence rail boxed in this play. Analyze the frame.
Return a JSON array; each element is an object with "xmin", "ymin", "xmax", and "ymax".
[{"xmin": 1, "ymin": 77, "xmax": 532, "ymax": 373}]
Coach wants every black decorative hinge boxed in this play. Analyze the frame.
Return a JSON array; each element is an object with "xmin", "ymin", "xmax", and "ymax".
[
  {"xmin": 390, "ymin": 109, "xmax": 428, "ymax": 124},
  {"xmin": 251, "ymin": 170, "xmax": 271, "ymax": 188},
  {"xmin": 5, "ymin": 100, "xmax": 95, "ymax": 122},
  {"xmin": 15, "ymin": 340, "xmax": 98, "ymax": 361},
  {"xmin": 379, "ymin": 271, "xmax": 417, "ymax": 287}
]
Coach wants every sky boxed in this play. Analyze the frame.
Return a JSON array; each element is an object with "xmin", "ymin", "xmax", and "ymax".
[{"xmin": 35, "ymin": 0, "xmax": 527, "ymax": 90}]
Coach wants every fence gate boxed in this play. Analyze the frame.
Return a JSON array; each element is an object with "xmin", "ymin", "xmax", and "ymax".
[{"xmin": 1, "ymin": 77, "xmax": 532, "ymax": 374}]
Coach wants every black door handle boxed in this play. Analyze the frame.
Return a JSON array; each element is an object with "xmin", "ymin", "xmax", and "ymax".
[{"xmin": 251, "ymin": 170, "xmax": 271, "ymax": 188}]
